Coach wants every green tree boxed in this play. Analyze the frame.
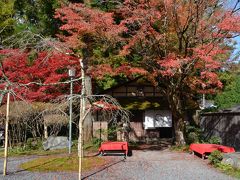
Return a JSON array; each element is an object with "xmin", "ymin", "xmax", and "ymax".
[
  {"xmin": 215, "ymin": 64, "xmax": 240, "ymax": 109},
  {"xmin": 91, "ymin": 0, "xmax": 123, "ymax": 11},
  {"xmin": 13, "ymin": 0, "xmax": 62, "ymax": 36},
  {"xmin": 0, "ymin": 0, "xmax": 15, "ymax": 41}
]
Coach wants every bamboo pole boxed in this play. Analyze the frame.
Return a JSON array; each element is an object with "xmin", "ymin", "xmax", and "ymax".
[
  {"xmin": 78, "ymin": 118, "xmax": 83, "ymax": 180},
  {"xmin": 3, "ymin": 92, "xmax": 10, "ymax": 176},
  {"xmin": 78, "ymin": 108, "xmax": 90, "ymax": 180},
  {"xmin": 69, "ymin": 75, "xmax": 74, "ymax": 154},
  {"xmin": 78, "ymin": 58, "xmax": 92, "ymax": 180},
  {"xmin": 79, "ymin": 59, "xmax": 85, "ymax": 180},
  {"xmin": 43, "ymin": 122, "xmax": 48, "ymax": 139}
]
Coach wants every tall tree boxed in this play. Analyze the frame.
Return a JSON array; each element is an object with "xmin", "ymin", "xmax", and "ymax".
[
  {"xmin": 0, "ymin": 0, "xmax": 15, "ymax": 42},
  {"xmin": 55, "ymin": 0, "xmax": 240, "ymax": 145},
  {"xmin": 215, "ymin": 63, "xmax": 240, "ymax": 109},
  {"xmin": 13, "ymin": 0, "xmax": 63, "ymax": 36},
  {"xmin": 215, "ymin": 75, "xmax": 240, "ymax": 109}
]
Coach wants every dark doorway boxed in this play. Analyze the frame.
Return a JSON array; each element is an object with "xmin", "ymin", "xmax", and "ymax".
[{"xmin": 160, "ymin": 127, "xmax": 173, "ymax": 138}]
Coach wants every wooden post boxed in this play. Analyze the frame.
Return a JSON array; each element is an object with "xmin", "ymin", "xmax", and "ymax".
[
  {"xmin": 202, "ymin": 94, "xmax": 206, "ymax": 109},
  {"xmin": 78, "ymin": 118, "xmax": 83, "ymax": 180},
  {"xmin": 79, "ymin": 59, "xmax": 86, "ymax": 180},
  {"xmin": 3, "ymin": 92, "xmax": 10, "ymax": 176},
  {"xmin": 44, "ymin": 122, "xmax": 48, "ymax": 139}
]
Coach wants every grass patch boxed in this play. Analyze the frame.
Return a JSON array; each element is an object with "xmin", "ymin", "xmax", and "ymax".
[
  {"xmin": 208, "ymin": 150, "xmax": 240, "ymax": 179},
  {"xmin": 20, "ymin": 154, "xmax": 106, "ymax": 172},
  {"xmin": 0, "ymin": 139, "xmax": 99, "ymax": 158},
  {"xmin": 0, "ymin": 147, "xmax": 79, "ymax": 158},
  {"xmin": 170, "ymin": 145, "xmax": 189, "ymax": 152},
  {"xmin": 215, "ymin": 163, "xmax": 240, "ymax": 179}
]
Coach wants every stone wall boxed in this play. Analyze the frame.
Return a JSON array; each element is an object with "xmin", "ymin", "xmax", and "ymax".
[{"xmin": 200, "ymin": 113, "xmax": 240, "ymax": 151}]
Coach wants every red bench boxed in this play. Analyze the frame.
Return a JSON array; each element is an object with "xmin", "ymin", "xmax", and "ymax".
[
  {"xmin": 99, "ymin": 141, "xmax": 129, "ymax": 156},
  {"xmin": 190, "ymin": 143, "xmax": 235, "ymax": 159}
]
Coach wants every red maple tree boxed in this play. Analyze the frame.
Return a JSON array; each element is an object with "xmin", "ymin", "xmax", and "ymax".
[
  {"xmin": 55, "ymin": 0, "xmax": 240, "ymax": 144},
  {"xmin": 0, "ymin": 49, "xmax": 80, "ymax": 101}
]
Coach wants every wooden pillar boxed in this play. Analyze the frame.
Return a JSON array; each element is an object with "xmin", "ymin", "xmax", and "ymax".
[
  {"xmin": 44, "ymin": 122, "xmax": 48, "ymax": 139},
  {"xmin": 3, "ymin": 92, "xmax": 10, "ymax": 176}
]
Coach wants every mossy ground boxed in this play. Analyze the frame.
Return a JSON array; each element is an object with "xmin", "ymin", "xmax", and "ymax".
[
  {"xmin": 214, "ymin": 163, "xmax": 240, "ymax": 179},
  {"xmin": 0, "ymin": 147, "xmax": 79, "ymax": 157},
  {"xmin": 169, "ymin": 145, "xmax": 190, "ymax": 152},
  {"xmin": 0, "ymin": 140, "xmax": 98, "ymax": 158},
  {"xmin": 20, "ymin": 154, "xmax": 106, "ymax": 172}
]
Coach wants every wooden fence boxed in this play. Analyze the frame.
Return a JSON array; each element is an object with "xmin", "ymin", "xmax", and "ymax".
[{"xmin": 200, "ymin": 112, "xmax": 240, "ymax": 151}]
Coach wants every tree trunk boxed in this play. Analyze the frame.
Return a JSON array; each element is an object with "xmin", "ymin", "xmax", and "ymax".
[
  {"xmin": 81, "ymin": 44, "xmax": 94, "ymax": 143},
  {"xmin": 83, "ymin": 76, "xmax": 93, "ymax": 142},
  {"xmin": 168, "ymin": 93, "xmax": 186, "ymax": 145},
  {"xmin": 173, "ymin": 115, "xmax": 186, "ymax": 145}
]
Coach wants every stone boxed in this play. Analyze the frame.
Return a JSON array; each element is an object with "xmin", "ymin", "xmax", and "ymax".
[
  {"xmin": 236, "ymin": 161, "xmax": 240, "ymax": 169},
  {"xmin": 43, "ymin": 136, "xmax": 69, "ymax": 150},
  {"xmin": 222, "ymin": 153, "xmax": 240, "ymax": 169},
  {"xmin": 222, "ymin": 157, "xmax": 234, "ymax": 166}
]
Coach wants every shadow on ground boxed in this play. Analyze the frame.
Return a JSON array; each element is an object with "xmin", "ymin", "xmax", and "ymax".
[
  {"xmin": 130, "ymin": 139, "xmax": 173, "ymax": 151},
  {"xmin": 82, "ymin": 158, "xmax": 125, "ymax": 180}
]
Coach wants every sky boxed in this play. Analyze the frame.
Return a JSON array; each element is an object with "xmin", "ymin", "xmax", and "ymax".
[
  {"xmin": 227, "ymin": 1, "xmax": 240, "ymax": 62},
  {"xmin": 231, "ymin": 37, "xmax": 240, "ymax": 62}
]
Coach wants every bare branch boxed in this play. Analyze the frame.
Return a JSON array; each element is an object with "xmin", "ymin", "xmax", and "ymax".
[{"xmin": 1, "ymin": 30, "xmax": 72, "ymax": 55}]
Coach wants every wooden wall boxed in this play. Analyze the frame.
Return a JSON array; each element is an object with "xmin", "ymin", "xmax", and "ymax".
[{"xmin": 200, "ymin": 113, "xmax": 240, "ymax": 151}]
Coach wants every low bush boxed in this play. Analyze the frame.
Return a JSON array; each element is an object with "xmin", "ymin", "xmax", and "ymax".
[
  {"xmin": 82, "ymin": 137, "xmax": 102, "ymax": 151},
  {"xmin": 207, "ymin": 136, "xmax": 221, "ymax": 144},
  {"xmin": 185, "ymin": 125, "xmax": 204, "ymax": 144},
  {"xmin": 216, "ymin": 163, "xmax": 234, "ymax": 171},
  {"xmin": 208, "ymin": 150, "xmax": 223, "ymax": 165},
  {"xmin": 92, "ymin": 137, "xmax": 103, "ymax": 148},
  {"xmin": 209, "ymin": 153, "xmax": 240, "ymax": 179},
  {"xmin": 25, "ymin": 138, "xmax": 43, "ymax": 151},
  {"xmin": 129, "ymin": 141, "xmax": 138, "ymax": 148}
]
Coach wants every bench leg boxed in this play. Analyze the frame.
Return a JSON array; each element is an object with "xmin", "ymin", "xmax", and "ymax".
[
  {"xmin": 190, "ymin": 151, "xmax": 195, "ymax": 156},
  {"xmin": 98, "ymin": 151, "xmax": 103, "ymax": 156}
]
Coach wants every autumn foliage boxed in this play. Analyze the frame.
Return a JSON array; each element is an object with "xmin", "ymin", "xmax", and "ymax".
[
  {"xmin": 0, "ymin": 49, "xmax": 80, "ymax": 101},
  {"xmin": 54, "ymin": 0, "xmax": 240, "ymax": 94},
  {"xmin": 54, "ymin": 0, "xmax": 240, "ymax": 144},
  {"xmin": 1, "ymin": 0, "xmax": 240, "ymax": 144},
  {"xmin": 54, "ymin": 3, "xmax": 127, "ymax": 48}
]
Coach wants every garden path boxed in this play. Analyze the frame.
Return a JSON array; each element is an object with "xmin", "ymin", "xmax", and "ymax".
[{"xmin": 0, "ymin": 149, "xmax": 236, "ymax": 180}]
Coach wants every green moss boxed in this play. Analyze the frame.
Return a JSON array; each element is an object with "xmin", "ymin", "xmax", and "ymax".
[
  {"xmin": 118, "ymin": 98, "xmax": 167, "ymax": 110},
  {"xmin": 124, "ymin": 101, "xmax": 158, "ymax": 110},
  {"xmin": 170, "ymin": 145, "xmax": 190, "ymax": 152},
  {"xmin": 0, "ymin": 147, "xmax": 78, "ymax": 158},
  {"xmin": 216, "ymin": 163, "xmax": 240, "ymax": 179},
  {"xmin": 208, "ymin": 150, "xmax": 240, "ymax": 179},
  {"xmin": 20, "ymin": 154, "xmax": 106, "ymax": 172}
]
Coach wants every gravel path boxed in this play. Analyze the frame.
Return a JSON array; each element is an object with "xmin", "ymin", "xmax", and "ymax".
[{"xmin": 0, "ymin": 150, "xmax": 237, "ymax": 180}]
